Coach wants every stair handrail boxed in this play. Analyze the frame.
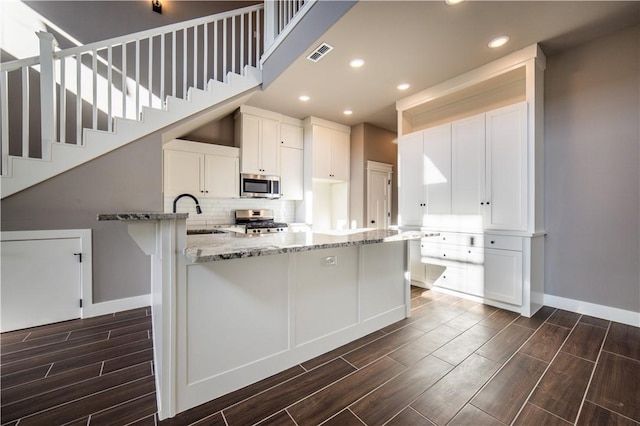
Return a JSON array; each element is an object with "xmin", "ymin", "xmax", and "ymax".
[{"xmin": 0, "ymin": 3, "xmax": 264, "ymax": 174}]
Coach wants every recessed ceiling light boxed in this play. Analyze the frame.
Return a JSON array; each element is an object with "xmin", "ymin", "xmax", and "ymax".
[
  {"xmin": 343, "ymin": 110, "xmax": 353, "ymax": 116},
  {"xmin": 349, "ymin": 58, "xmax": 365, "ymax": 68},
  {"xmin": 488, "ymin": 35, "xmax": 510, "ymax": 48},
  {"xmin": 397, "ymin": 83, "xmax": 410, "ymax": 91},
  {"xmin": 445, "ymin": 0, "xmax": 464, "ymax": 5},
  {"xmin": 298, "ymin": 95, "xmax": 310, "ymax": 102}
]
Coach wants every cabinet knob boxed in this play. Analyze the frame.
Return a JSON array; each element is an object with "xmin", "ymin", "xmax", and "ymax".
[
  {"xmin": 443, "ymin": 254, "xmax": 446, "ymax": 257},
  {"xmin": 491, "ymin": 240, "xmax": 495, "ymax": 244},
  {"xmin": 205, "ymin": 190, "xmax": 209, "ymax": 193},
  {"xmin": 486, "ymin": 201, "xmax": 490, "ymax": 205},
  {"xmin": 480, "ymin": 202, "xmax": 484, "ymax": 205}
]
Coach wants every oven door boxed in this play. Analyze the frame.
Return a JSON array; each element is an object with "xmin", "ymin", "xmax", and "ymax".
[{"xmin": 240, "ymin": 174, "xmax": 280, "ymax": 198}]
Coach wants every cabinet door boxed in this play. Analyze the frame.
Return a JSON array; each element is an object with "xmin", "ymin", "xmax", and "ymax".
[
  {"xmin": 398, "ymin": 132, "xmax": 425, "ymax": 226},
  {"xmin": 484, "ymin": 248, "xmax": 523, "ymax": 305},
  {"xmin": 204, "ymin": 154, "xmax": 239, "ymax": 198},
  {"xmin": 163, "ymin": 149, "xmax": 203, "ymax": 196},
  {"xmin": 280, "ymin": 147, "xmax": 304, "ymax": 200},
  {"xmin": 452, "ymin": 114, "xmax": 485, "ymax": 230},
  {"xmin": 312, "ymin": 125, "xmax": 332, "ymax": 179},
  {"xmin": 330, "ymin": 130, "xmax": 350, "ymax": 181},
  {"xmin": 260, "ymin": 117, "xmax": 281, "ymax": 175},
  {"xmin": 485, "ymin": 102, "xmax": 528, "ymax": 231},
  {"xmin": 422, "ymin": 123, "xmax": 451, "ymax": 218},
  {"xmin": 240, "ymin": 114, "xmax": 262, "ymax": 174},
  {"xmin": 280, "ymin": 123, "xmax": 303, "ymax": 149}
]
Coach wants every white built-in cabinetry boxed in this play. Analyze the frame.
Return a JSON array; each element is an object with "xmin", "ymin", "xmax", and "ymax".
[
  {"xmin": 280, "ymin": 120, "xmax": 304, "ymax": 200},
  {"xmin": 396, "ymin": 44, "xmax": 545, "ymax": 317},
  {"xmin": 306, "ymin": 117, "xmax": 351, "ymax": 182},
  {"xmin": 163, "ymin": 139, "xmax": 239, "ymax": 199},
  {"xmin": 234, "ymin": 106, "xmax": 280, "ymax": 175},
  {"xmin": 299, "ymin": 117, "xmax": 351, "ymax": 229},
  {"xmin": 234, "ymin": 105, "xmax": 305, "ymax": 200}
]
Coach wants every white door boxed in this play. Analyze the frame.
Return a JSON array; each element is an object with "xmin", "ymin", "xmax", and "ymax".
[
  {"xmin": 485, "ymin": 102, "xmax": 528, "ymax": 231},
  {"xmin": 280, "ymin": 146, "xmax": 304, "ymax": 200},
  {"xmin": 1, "ymin": 232, "xmax": 85, "ymax": 332},
  {"xmin": 367, "ymin": 163, "xmax": 392, "ymax": 229},
  {"xmin": 205, "ymin": 154, "xmax": 239, "ymax": 198},
  {"xmin": 163, "ymin": 149, "xmax": 202, "ymax": 196},
  {"xmin": 452, "ymin": 114, "xmax": 485, "ymax": 231},
  {"xmin": 260, "ymin": 117, "xmax": 281, "ymax": 175},
  {"xmin": 398, "ymin": 132, "xmax": 424, "ymax": 226},
  {"xmin": 330, "ymin": 130, "xmax": 350, "ymax": 181},
  {"xmin": 422, "ymin": 123, "xmax": 452, "ymax": 217}
]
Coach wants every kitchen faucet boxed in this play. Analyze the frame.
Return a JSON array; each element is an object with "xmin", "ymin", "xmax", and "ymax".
[{"xmin": 173, "ymin": 193, "xmax": 202, "ymax": 214}]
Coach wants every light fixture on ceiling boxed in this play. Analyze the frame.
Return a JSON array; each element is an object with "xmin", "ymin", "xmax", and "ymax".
[
  {"xmin": 343, "ymin": 110, "xmax": 353, "ymax": 116},
  {"xmin": 397, "ymin": 83, "xmax": 410, "ymax": 91},
  {"xmin": 445, "ymin": 0, "xmax": 465, "ymax": 5},
  {"xmin": 349, "ymin": 58, "xmax": 365, "ymax": 68},
  {"xmin": 488, "ymin": 35, "xmax": 510, "ymax": 48},
  {"xmin": 152, "ymin": 0, "xmax": 162, "ymax": 14},
  {"xmin": 298, "ymin": 95, "xmax": 310, "ymax": 102}
]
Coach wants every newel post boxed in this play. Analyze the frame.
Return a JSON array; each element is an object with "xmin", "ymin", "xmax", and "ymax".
[{"xmin": 37, "ymin": 31, "xmax": 58, "ymax": 160}]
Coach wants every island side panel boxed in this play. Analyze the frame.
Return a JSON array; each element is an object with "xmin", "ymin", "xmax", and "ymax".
[
  {"xmin": 360, "ymin": 241, "xmax": 408, "ymax": 322},
  {"xmin": 293, "ymin": 246, "xmax": 359, "ymax": 346}
]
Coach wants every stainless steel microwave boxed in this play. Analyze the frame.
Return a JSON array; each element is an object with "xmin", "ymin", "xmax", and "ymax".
[{"xmin": 240, "ymin": 174, "xmax": 281, "ymax": 199}]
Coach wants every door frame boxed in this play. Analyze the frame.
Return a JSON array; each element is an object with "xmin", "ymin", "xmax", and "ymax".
[{"xmin": 366, "ymin": 161, "xmax": 393, "ymax": 229}]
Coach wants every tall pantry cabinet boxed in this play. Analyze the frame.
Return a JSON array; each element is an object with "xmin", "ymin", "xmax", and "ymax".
[{"xmin": 397, "ymin": 44, "xmax": 546, "ymax": 317}]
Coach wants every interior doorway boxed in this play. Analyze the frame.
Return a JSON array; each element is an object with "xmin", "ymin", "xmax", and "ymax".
[{"xmin": 367, "ymin": 161, "xmax": 393, "ymax": 230}]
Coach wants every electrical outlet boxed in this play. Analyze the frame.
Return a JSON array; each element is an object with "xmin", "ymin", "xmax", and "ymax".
[{"xmin": 325, "ymin": 255, "xmax": 337, "ymax": 267}]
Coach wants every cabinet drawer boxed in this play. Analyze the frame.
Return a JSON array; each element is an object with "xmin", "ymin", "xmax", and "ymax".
[
  {"xmin": 484, "ymin": 235, "xmax": 522, "ymax": 251},
  {"xmin": 421, "ymin": 243, "xmax": 467, "ymax": 263},
  {"xmin": 433, "ymin": 265, "xmax": 465, "ymax": 292},
  {"xmin": 422, "ymin": 232, "xmax": 483, "ymax": 248}
]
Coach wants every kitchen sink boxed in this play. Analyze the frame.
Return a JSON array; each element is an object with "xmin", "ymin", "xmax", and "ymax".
[{"xmin": 187, "ymin": 229, "xmax": 227, "ymax": 235}]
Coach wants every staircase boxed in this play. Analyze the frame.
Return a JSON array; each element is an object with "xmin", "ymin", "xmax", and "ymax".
[{"xmin": 0, "ymin": 1, "xmax": 312, "ymax": 199}]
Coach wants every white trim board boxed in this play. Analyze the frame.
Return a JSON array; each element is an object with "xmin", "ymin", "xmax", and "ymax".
[
  {"xmin": 543, "ymin": 294, "xmax": 640, "ymax": 327},
  {"xmin": 82, "ymin": 294, "xmax": 151, "ymax": 318}
]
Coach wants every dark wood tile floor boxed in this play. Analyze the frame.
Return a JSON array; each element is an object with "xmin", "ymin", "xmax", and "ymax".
[{"xmin": 2, "ymin": 288, "xmax": 639, "ymax": 425}]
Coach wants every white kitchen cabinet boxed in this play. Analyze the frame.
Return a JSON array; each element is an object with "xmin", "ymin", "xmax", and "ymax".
[
  {"xmin": 451, "ymin": 114, "xmax": 485, "ymax": 221},
  {"xmin": 308, "ymin": 120, "xmax": 350, "ymax": 181},
  {"xmin": 484, "ymin": 247, "xmax": 523, "ymax": 306},
  {"xmin": 485, "ymin": 102, "xmax": 528, "ymax": 231},
  {"xmin": 397, "ymin": 123, "xmax": 451, "ymax": 227},
  {"xmin": 279, "ymin": 120, "xmax": 304, "ymax": 200},
  {"xmin": 163, "ymin": 140, "xmax": 239, "ymax": 198},
  {"xmin": 235, "ymin": 107, "xmax": 280, "ymax": 175},
  {"xmin": 398, "ymin": 131, "xmax": 425, "ymax": 227},
  {"xmin": 280, "ymin": 146, "xmax": 303, "ymax": 200},
  {"xmin": 280, "ymin": 122, "xmax": 304, "ymax": 149},
  {"xmin": 423, "ymin": 123, "xmax": 452, "ymax": 217}
]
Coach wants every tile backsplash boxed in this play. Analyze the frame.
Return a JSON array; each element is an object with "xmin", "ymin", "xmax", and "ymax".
[{"xmin": 165, "ymin": 197, "xmax": 296, "ymax": 228}]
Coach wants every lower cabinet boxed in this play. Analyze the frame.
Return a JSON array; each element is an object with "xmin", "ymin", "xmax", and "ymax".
[{"xmin": 421, "ymin": 232, "xmax": 524, "ymax": 308}]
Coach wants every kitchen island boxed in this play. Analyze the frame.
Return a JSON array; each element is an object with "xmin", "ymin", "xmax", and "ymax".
[{"xmin": 99, "ymin": 213, "xmax": 421, "ymax": 420}]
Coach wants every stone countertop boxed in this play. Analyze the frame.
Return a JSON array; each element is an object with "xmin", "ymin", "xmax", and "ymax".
[
  {"xmin": 184, "ymin": 229, "xmax": 427, "ymax": 263},
  {"xmin": 98, "ymin": 212, "xmax": 189, "ymax": 221}
]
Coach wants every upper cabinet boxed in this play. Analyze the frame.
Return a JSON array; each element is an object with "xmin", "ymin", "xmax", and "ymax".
[
  {"xmin": 234, "ymin": 106, "xmax": 281, "ymax": 176},
  {"xmin": 163, "ymin": 139, "xmax": 239, "ymax": 199},
  {"xmin": 304, "ymin": 117, "xmax": 351, "ymax": 182},
  {"xmin": 280, "ymin": 118, "xmax": 304, "ymax": 200}
]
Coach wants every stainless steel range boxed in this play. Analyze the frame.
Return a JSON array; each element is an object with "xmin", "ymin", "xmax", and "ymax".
[{"xmin": 235, "ymin": 209, "xmax": 288, "ymax": 234}]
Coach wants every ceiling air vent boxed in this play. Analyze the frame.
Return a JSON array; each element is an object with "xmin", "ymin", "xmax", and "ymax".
[{"xmin": 306, "ymin": 42, "xmax": 334, "ymax": 63}]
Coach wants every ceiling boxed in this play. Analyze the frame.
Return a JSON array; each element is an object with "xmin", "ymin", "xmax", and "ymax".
[{"xmin": 246, "ymin": 0, "xmax": 639, "ymax": 133}]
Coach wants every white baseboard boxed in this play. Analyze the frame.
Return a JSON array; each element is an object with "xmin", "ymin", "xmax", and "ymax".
[
  {"xmin": 82, "ymin": 294, "xmax": 151, "ymax": 318},
  {"xmin": 543, "ymin": 294, "xmax": 640, "ymax": 327}
]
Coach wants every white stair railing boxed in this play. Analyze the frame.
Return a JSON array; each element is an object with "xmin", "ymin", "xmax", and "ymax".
[
  {"xmin": 263, "ymin": 0, "xmax": 313, "ymax": 54},
  {"xmin": 0, "ymin": 4, "xmax": 264, "ymax": 175}
]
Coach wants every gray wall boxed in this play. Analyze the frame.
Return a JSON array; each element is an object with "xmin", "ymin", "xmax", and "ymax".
[
  {"xmin": 349, "ymin": 123, "xmax": 398, "ymax": 229},
  {"xmin": 544, "ymin": 24, "xmax": 639, "ymax": 313},
  {"xmin": 1, "ymin": 135, "xmax": 162, "ymax": 303}
]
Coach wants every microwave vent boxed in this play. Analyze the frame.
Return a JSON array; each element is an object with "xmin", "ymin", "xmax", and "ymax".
[{"xmin": 306, "ymin": 42, "xmax": 334, "ymax": 63}]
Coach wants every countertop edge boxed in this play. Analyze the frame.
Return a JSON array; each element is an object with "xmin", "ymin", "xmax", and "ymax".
[{"xmin": 98, "ymin": 212, "xmax": 189, "ymax": 221}]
